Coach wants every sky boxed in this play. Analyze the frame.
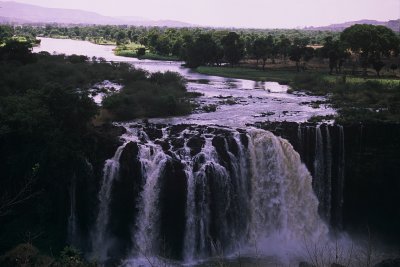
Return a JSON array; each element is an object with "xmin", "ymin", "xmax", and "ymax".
[{"xmin": 10, "ymin": 0, "xmax": 400, "ymax": 28}]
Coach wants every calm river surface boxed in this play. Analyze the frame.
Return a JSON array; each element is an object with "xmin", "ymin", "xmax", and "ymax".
[{"xmin": 34, "ymin": 37, "xmax": 335, "ymax": 127}]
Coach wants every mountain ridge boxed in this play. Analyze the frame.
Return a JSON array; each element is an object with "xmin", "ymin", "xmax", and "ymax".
[
  {"xmin": 305, "ymin": 19, "xmax": 400, "ymax": 32},
  {"xmin": 0, "ymin": 1, "xmax": 398, "ymax": 31},
  {"xmin": 0, "ymin": 1, "xmax": 194, "ymax": 27}
]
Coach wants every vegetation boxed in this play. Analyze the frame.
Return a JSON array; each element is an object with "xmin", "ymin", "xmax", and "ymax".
[
  {"xmin": 0, "ymin": 244, "xmax": 97, "ymax": 267},
  {"xmin": 12, "ymin": 24, "xmax": 399, "ymax": 75},
  {"xmin": 102, "ymin": 71, "xmax": 194, "ymax": 120},
  {"xmin": 0, "ymin": 39, "xmax": 194, "ymax": 257}
]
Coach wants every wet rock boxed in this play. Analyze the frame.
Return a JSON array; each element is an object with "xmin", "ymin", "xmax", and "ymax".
[
  {"xmin": 374, "ymin": 258, "xmax": 400, "ymax": 267},
  {"xmin": 299, "ymin": 262, "xmax": 316, "ymax": 267},
  {"xmin": 155, "ymin": 139, "xmax": 170, "ymax": 151},
  {"xmin": 143, "ymin": 126, "xmax": 163, "ymax": 140},
  {"xmin": 227, "ymin": 135, "xmax": 239, "ymax": 156},
  {"xmin": 212, "ymin": 135, "xmax": 230, "ymax": 167},
  {"xmin": 240, "ymin": 133, "xmax": 248, "ymax": 148},
  {"xmin": 170, "ymin": 124, "xmax": 192, "ymax": 137},
  {"xmin": 171, "ymin": 137, "xmax": 185, "ymax": 150},
  {"xmin": 159, "ymin": 158, "xmax": 187, "ymax": 260},
  {"xmin": 187, "ymin": 135, "xmax": 205, "ymax": 156},
  {"xmin": 108, "ymin": 141, "xmax": 143, "ymax": 256}
]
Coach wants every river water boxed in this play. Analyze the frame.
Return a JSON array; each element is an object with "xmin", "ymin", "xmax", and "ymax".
[{"xmin": 34, "ymin": 37, "xmax": 335, "ymax": 127}]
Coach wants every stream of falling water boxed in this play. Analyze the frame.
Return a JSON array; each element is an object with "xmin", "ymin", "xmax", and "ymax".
[{"xmin": 90, "ymin": 125, "xmax": 345, "ymax": 266}]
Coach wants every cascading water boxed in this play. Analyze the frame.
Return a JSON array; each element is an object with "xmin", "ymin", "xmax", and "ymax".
[
  {"xmin": 68, "ymin": 174, "xmax": 78, "ymax": 246},
  {"xmin": 89, "ymin": 123, "xmax": 337, "ymax": 266},
  {"xmin": 312, "ymin": 125, "xmax": 333, "ymax": 222},
  {"xmin": 336, "ymin": 125, "xmax": 345, "ymax": 228},
  {"xmin": 134, "ymin": 141, "xmax": 169, "ymax": 255},
  {"xmin": 246, "ymin": 129, "xmax": 329, "ymax": 259},
  {"xmin": 90, "ymin": 128, "xmax": 140, "ymax": 261}
]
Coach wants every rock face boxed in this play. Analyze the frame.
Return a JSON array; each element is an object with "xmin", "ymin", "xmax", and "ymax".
[
  {"xmin": 108, "ymin": 141, "xmax": 142, "ymax": 257},
  {"xmin": 374, "ymin": 258, "xmax": 400, "ymax": 267}
]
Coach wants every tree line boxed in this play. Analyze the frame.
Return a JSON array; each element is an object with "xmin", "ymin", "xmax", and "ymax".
[{"xmin": 8, "ymin": 24, "xmax": 400, "ymax": 75}]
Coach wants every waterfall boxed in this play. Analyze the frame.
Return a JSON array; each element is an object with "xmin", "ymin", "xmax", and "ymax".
[
  {"xmin": 67, "ymin": 174, "xmax": 78, "ymax": 246},
  {"xmin": 91, "ymin": 124, "xmax": 333, "ymax": 265},
  {"xmin": 90, "ymin": 128, "xmax": 139, "ymax": 261},
  {"xmin": 313, "ymin": 125, "xmax": 325, "ymax": 201},
  {"xmin": 247, "ymin": 129, "xmax": 328, "ymax": 259},
  {"xmin": 337, "ymin": 125, "xmax": 345, "ymax": 227},
  {"xmin": 134, "ymin": 143, "xmax": 168, "ymax": 254},
  {"xmin": 91, "ymin": 143, "xmax": 126, "ymax": 260},
  {"xmin": 325, "ymin": 126, "xmax": 332, "ymax": 223}
]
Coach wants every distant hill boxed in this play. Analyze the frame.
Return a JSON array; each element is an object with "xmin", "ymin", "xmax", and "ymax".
[
  {"xmin": 0, "ymin": 1, "xmax": 194, "ymax": 27},
  {"xmin": 305, "ymin": 19, "xmax": 400, "ymax": 32}
]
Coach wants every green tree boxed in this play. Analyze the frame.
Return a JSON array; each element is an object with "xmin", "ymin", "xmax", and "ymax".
[
  {"xmin": 252, "ymin": 36, "xmax": 274, "ymax": 70},
  {"xmin": 277, "ymin": 35, "xmax": 291, "ymax": 63},
  {"xmin": 340, "ymin": 24, "xmax": 400, "ymax": 76},
  {"xmin": 0, "ymin": 25, "xmax": 14, "ymax": 42},
  {"xmin": 221, "ymin": 32, "xmax": 244, "ymax": 66}
]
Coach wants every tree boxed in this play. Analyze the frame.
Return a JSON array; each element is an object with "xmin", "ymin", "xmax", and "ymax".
[
  {"xmin": 0, "ymin": 40, "xmax": 36, "ymax": 64},
  {"xmin": 252, "ymin": 37, "xmax": 268, "ymax": 69},
  {"xmin": 0, "ymin": 25, "xmax": 14, "ymax": 42},
  {"xmin": 370, "ymin": 57, "xmax": 385, "ymax": 77},
  {"xmin": 320, "ymin": 36, "xmax": 348, "ymax": 74},
  {"xmin": 221, "ymin": 32, "xmax": 244, "ymax": 66},
  {"xmin": 341, "ymin": 24, "xmax": 400, "ymax": 76},
  {"xmin": 136, "ymin": 47, "xmax": 146, "ymax": 57},
  {"xmin": 289, "ymin": 45, "xmax": 303, "ymax": 72},
  {"xmin": 390, "ymin": 63, "xmax": 398, "ymax": 74},
  {"xmin": 278, "ymin": 35, "xmax": 292, "ymax": 63},
  {"xmin": 115, "ymin": 31, "xmax": 127, "ymax": 45},
  {"xmin": 154, "ymin": 35, "xmax": 171, "ymax": 56},
  {"xmin": 185, "ymin": 33, "xmax": 219, "ymax": 67}
]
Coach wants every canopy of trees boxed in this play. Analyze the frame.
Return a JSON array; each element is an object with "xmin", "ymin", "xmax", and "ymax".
[{"xmin": 340, "ymin": 24, "xmax": 400, "ymax": 76}]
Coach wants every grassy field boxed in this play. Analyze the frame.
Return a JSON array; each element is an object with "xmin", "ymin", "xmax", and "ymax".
[
  {"xmin": 197, "ymin": 66, "xmax": 399, "ymax": 84},
  {"xmin": 196, "ymin": 66, "xmax": 296, "ymax": 84}
]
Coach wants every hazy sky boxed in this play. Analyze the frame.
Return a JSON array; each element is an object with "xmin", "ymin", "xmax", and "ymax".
[{"xmin": 12, "ymin": 0, "xmax": 400, "ymax": 28}]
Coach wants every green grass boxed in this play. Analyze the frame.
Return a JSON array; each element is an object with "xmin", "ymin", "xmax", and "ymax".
[
  {"xmin": 197, "ymin": 66, "xmax": 399, "ymax": 86},
  {"xmin": 88, "ymin": 38, "xmax": 116, "ymax": 45},
  {"xmin": 114, "ymin": 43, "xmax": 180, "ymax": 61},
  {"xmin": 196, "ymin": 66, "xmax": 297, "ymax": 84}
]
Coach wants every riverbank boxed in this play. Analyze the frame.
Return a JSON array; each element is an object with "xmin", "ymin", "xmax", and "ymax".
[
  {"xmin": 110, "ymin": 42, "xmax": 181, "ymax": 61},
  {"xmin": 115, "ymin": 49, "xmax": 180, "ymax": 61}
]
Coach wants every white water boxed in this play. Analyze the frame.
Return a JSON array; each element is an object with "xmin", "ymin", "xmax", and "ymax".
[
  {"xmin": 134, "ymin": 143, "xmax": 169, "ymax": 254},
  {"xmin": 247, "ymin": 129, "xmax": 329, "ymax": 261},
  {"xmin": 94, "ymin": 125, "xmax": 338, "ymax": 267},
  {"xmin": 67, "ymin": 174, "xmax": 78, "ymax": 246},
  {"xmin": 90, "ymin": 128, "xmax": 140, "ymax": 261}
]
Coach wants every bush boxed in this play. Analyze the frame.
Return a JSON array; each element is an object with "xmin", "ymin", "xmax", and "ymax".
[
  {"xmin": 102, "ymin": 71, "xmax": 194, "ymax": 120},
  {"xmin": 0, "ymin": 243, "xmax": 53, "ymax": 267}
]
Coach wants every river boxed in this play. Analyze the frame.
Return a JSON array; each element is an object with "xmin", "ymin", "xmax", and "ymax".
[{"xmin": 34, "ymin": 37, "xmax": 335, "ymax": 127}]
